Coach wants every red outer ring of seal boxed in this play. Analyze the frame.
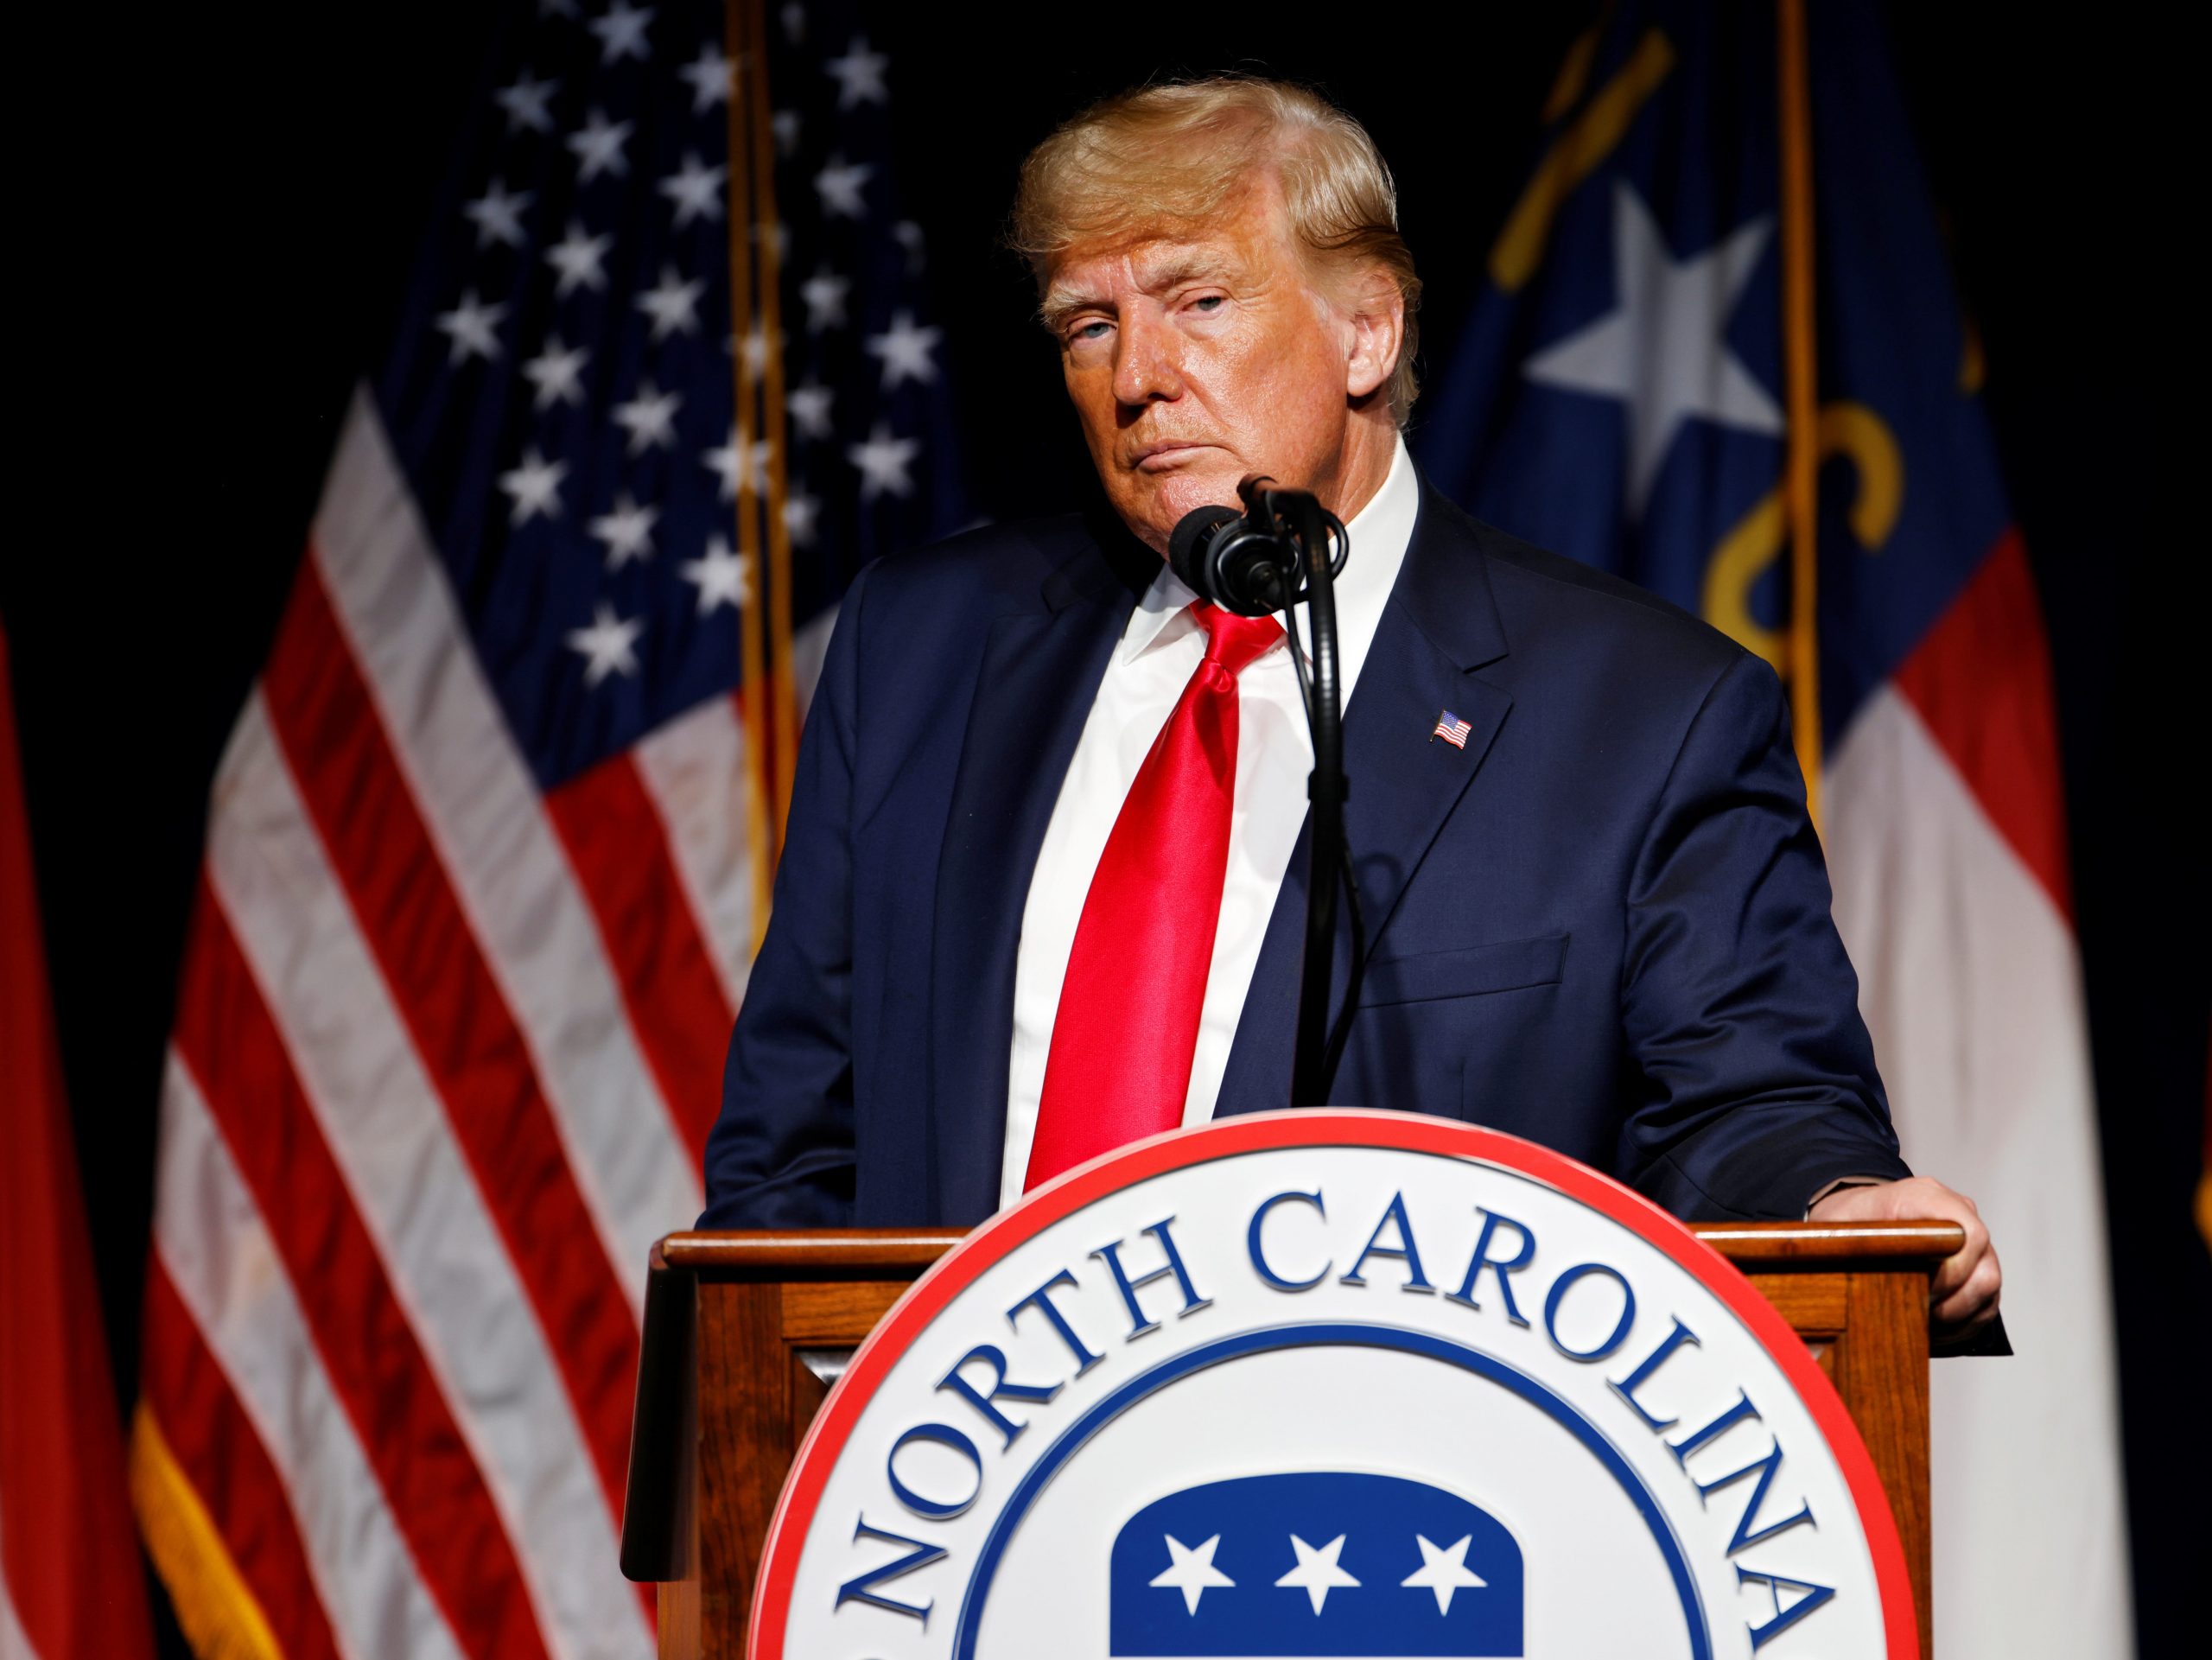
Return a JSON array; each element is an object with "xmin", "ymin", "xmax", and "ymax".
[{"xmin": 746, "ymin": 1109, "xmax": 1919, "ymax": 1658}]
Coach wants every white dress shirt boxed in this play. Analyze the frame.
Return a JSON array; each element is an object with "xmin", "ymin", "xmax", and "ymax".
[{"xmin": 999, "ymin": 440, "xmax": 1422, "ymax": 1206}]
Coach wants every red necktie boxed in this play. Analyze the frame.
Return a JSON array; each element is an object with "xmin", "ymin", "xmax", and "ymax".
[{"xmin": 1025, "ymin": 601, "xmax": 1282, "ymax": 1191}]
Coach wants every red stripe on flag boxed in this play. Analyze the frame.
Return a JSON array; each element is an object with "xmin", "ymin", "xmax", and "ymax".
[
  {"xmin": 547, "ymin": 753, "xmax": 734, "ymax": 1158},
  {"xmin": 261, "ymin": 557, "xmax": 640, "ymax": 1521},
  {"xmin": 0, "ymin": 622, "xmax": 155, "ymax": 1660},
  {"xmin": 1891, "ymin": 527, "xmax": 2073, "ymax": 919},
  {"xmin": 172, "ymin": 881, "xmax": 547, "ymax": 1660},
  {"xmin": 138, "ymin": 1256, "xmax": 344, "ymax": 1660}
]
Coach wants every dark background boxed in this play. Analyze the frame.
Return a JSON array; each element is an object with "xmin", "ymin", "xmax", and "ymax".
[{"xmin": 9, "ymin": 4, "xmax": 2203, "ymax": 1652}]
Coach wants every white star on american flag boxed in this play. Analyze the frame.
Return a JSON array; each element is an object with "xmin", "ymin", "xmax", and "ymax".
[
  {"xmin": 567, "ymin": 108, "xmax": 633, "ymax": 181},
  {"xmin": 588, "ymin": 493, "xmax": 659, "ymax": 569},
  {"xmin": 565, "ymin": 602, "xmax": 644, "ymax": 685},
  {"xmin": 522, "ymin": 336, "xmax": 589, "ymax": 410},
  {"xmin": 588, "ymin": 1, "xmax": 653, "ymax": 65},
  {"xmin": 435, "ymin": 290, "xmax": 505, "ymax": 364},
  {"xmin": 543, "ymin": 221, "xmax": 611, "ymax": 296},
  {"xmin": 658, "ymin": 152, "xmax": 727, "ymax": 227},
  {"xmin": 637, "ymin": 266, "xmax": 704, "ymax": 340},
  {"xmin": 866, "ymin": 311, "xmax": 942, "ymax": 389},
  {"xmin": 679, "ymin": 536, "xmax": 749, "ymax": 614},
  {"xmin": 823, "ymin": 37, "xmax": 889, "ymax": 109},
  {"xmin": 494, "ymin": 72, "xmax": 557, "ymax": 134},
  {"xmin": 678, "ymin": 42, "xmax": 732, "ymax": 112}
]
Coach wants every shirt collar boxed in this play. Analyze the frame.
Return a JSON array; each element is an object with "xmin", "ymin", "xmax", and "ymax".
[{"xmin": 1119, "ymin": 436, "xmax": 1421, "ymax": 669}]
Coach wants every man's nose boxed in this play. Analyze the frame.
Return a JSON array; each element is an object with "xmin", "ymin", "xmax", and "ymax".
[{"xmin": 1111, "ymin": 313, "xmax": 1184, "ymax": 406}]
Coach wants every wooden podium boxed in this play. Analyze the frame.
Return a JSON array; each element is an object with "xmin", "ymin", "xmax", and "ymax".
[{"xmin": 621, "ymin": 1219, "xmax": 1961, "ymax": 1659}]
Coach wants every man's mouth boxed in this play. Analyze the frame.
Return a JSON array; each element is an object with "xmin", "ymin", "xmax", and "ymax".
[{"xmin": 1129, "ymin": 442, "xmax": 1215, "ymax": 472}]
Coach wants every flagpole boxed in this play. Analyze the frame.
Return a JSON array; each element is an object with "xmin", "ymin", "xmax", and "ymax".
[
  {"xmin": 725, "ymin": 0, "xmax": 776, "ymax": 943},
  {"xmin": 741, "ymin": 0, "xmax": 799, "ymax": 844},
  {"xmin": 1777, "ymin": 0, "xmax": 1824, "ymax": 831}
]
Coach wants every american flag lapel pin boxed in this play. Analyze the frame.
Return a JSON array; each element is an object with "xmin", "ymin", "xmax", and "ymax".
[{"xmin": 1431, "ymin": 709, "xmax": 1473, "ymax": 749}]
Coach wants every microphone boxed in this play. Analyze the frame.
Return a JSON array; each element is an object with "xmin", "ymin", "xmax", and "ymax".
[{"xmin": 1168, "ymin": 476, "xmax": 1348, "ymax": 617}]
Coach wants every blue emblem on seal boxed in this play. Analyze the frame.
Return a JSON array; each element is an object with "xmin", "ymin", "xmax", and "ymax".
[{"xmin": 1108, "ymin": 1472, "xmax": 1524, "ymax": 1657}]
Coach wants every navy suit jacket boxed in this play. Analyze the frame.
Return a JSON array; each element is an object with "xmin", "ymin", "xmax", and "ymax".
[{"xmin": 700, "ymin": 473, "xmax": 1911, "ymax": 1229}]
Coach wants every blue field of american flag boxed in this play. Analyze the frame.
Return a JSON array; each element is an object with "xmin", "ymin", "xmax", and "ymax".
[{"xmin": 128, "ymin": 4, "xmax": 963, "ymax": 1657}]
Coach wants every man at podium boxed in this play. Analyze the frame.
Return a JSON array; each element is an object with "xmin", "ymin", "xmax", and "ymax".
[{"xmin": 699, "ymin": 78, "xmax": 2001, "ymax": 1345}]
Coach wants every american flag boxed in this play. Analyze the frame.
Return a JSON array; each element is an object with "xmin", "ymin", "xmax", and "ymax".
[
  {"xmin": 1429, "ymin": 710, "xmax": 1472, "ymax": 748},
  {"xmin": 129, "ymin": 3, "xmax": 962, "ymax": 1656}
]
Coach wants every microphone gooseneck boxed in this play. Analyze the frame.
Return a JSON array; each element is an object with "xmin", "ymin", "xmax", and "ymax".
[{"xmin": 1166, "ymin": 477, "xmax": 1366, "ymax": 1104}]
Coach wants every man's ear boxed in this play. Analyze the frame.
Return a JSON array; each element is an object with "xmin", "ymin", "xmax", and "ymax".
[{"xmin": 1343, "ymin": 271, "xmax": 1405, "ymax": 401}]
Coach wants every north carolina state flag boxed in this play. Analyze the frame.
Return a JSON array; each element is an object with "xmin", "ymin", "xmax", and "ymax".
[{"xmin": 0, "ymin": 621, "xmax": 154, "ymax": 1660}]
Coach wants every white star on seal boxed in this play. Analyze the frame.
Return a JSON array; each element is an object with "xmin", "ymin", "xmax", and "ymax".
[
  {"xmin": 566, "ymin": 602, "xmax": 642, "ymax": 686},
  {"xmin": 1522, "ymin": 180, "xmax": 1783, "ymax": 516},
  {"xmin": 1401, "ymin": 1533, "xmax": 1485, "ymax": 1615},
  {"xmin": 1149, "ymin": 1533, "xmax": 1235, "ymax": 1616},
  {"xmin": 1275, "ymin": 1533, "xmax": 1360, "ymax": 1615}
]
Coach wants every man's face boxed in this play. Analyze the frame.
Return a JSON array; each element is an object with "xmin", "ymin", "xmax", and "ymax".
[{"xmin": 1044, "ymin": 181, "xmax": 1372, "ymax": 555}]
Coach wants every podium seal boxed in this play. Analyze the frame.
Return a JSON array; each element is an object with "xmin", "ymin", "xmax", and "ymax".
[{"xmin": 751, "ymin": 1110, "xmax": 1916, "ymax": 1657}]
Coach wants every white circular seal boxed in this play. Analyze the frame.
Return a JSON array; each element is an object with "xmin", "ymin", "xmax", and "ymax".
[{"xmin": 752, "ymin": 1110, "xmax": 1916, "ymax": 1658}]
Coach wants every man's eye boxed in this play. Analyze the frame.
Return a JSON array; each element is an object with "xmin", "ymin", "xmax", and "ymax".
[
  {"xmin": 1190, "ymin": 296, "xmax": 1224, "ymax": 313},
  {"xmin": 1071, "ymin": 321, "xmax": 1112, "ymax": 342}
]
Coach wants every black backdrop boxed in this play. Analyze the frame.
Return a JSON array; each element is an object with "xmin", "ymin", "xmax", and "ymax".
[{"xmin": 9, "ymin": 4, "xmax": 2204, "ymax": 1652}]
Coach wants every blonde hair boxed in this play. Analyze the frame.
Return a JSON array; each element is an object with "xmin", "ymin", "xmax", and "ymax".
[{"xmin": 1011, "ymin": 77, "xmax": 1423, "ymax": 422}]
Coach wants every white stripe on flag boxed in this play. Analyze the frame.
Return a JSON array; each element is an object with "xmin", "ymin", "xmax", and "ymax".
[
  {"xmin": 634, "ymin": 695, "xmax": 754, "ymax": 1011},
  {"xmin": 152, "ymin": 1053, "xmax": 466, "ymax": 1660},
  {"xmin": 1827, "ymin": 683, "xmax": 2133, "ymax": 1658},
  {"xmin": 0, "ymin": 1523, "xmax": 36, "ymax": 1660},
  {"xmin": 207, "ymin": 694, "xmax": 649, "ymax": 1660},
  {"xmin": 313, "ymin": 387, "xmax": 702, "ymax": 1296}
]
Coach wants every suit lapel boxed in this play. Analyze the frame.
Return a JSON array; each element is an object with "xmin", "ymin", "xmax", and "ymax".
[
  {"xmin": 928, "ymin": 522, "xmax": 1148, "ymax": 1220},
  {"xmin": 1217, "ymin": 477, "xmax": 1514, "ymax": 1114}
]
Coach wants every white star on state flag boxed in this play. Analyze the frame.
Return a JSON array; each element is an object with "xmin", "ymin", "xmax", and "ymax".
[
  {"xmin": 588, "ymin": 0, "xmax": 652, "ymax": 64},
  {"xmin": 824, "ymin": 36, "xmax": 889, "ymax": 108},
  {"xmin": 612, "ymin": 380, "xmax": 682, "ymax": 454},
  {"xmin": 498, "ymin": 448, "xmax": 566, "ymax": 524},
  {"xmin": 522, "ymin": 336, "xmax": 588, "ymax": 410},
  {"xmin": 1522, "ymin": 179, "xmax": 1783, "ymax": 516},
  {"xmin": 566, "ymin": 602, "xmax": 643, "ymax": 687},
  {"xmin": 588, "ymin": 493, "xmax": 659, "ymax": 569},
  {"xmin": 866, "ymin": 310, "xmax": 942, "ymax": 389},
  {"xmin": 435, "ymin": 290, "xmax": 505, "ymax": 364},
  {"xmin": 637, "ymin": 266, "xmax": 704, "ymax": 340},
  {"xmin": 544, "ymin": 221, "xmax": 611, "ymax": 296},
  {"xmin": 1275, "ymin": 1533, "xmax": 1360, "ymax": 1615},
  {"xmin": 800, "ymin": 268, "xmax": 849, "ymax": 333},
  {"xmin": 680, "ymin": 536, "xmax": 748, "ymax": 614},
  {"xmin": 494, "ymin": 72, "xmax": 557, "ymax": 134},
  {"xmin": 568, "ymin": 108, "xmax": 633, "ymax": 182},
  {"xmin": 1401, "ymin": 1533, "xmax": 1485, "ymax": 1615},
  {"xmin": 786, "ymin": 380, "xmax": 835, "ymax": 441},
  {"xmin": 679, "ymin": 42, "xmax": 732, "ymax": 112},
  {"xmin": 1149, "ymin": 1533, "xmax": 1235, "ymax": 1616},
  {"xmin": 847, "ymin": 423, "xmax": 918, "ymax": 499},
  {"xmin": 659, "ymin": 152, "xmax": 727, "ymax": 227},
  {"xmin": 814, "ymin": 155, "xmax": 873, "ymax": 219},
  {"xmin": 462, "ymin": 179, "xmax": 531, "ymax": 248}
]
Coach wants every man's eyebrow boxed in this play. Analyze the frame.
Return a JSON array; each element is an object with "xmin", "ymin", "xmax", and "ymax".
[{"xmin": 1039, "ymin": 251, "xmax": 1238, "ymax": 332}]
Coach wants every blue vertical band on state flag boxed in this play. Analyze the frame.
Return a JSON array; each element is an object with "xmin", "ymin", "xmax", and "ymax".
[
  {"xmin": 1415, "ymin": 0, "xmax": 2018, "ymax": 748},
  {"xmin": 365, "ymin": 1, "xmax": 964, "ymax": 792}
]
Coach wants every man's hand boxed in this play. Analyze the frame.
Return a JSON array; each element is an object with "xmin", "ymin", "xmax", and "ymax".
[{"xmin": 1807, "ymin": 1176, "xmax": 2002, "ymax": 1345}]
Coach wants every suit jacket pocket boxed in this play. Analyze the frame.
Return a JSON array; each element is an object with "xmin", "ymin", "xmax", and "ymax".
[{"xmin": 1357, "ymin": 934, "xmax": 1568, "ymax": 1007}]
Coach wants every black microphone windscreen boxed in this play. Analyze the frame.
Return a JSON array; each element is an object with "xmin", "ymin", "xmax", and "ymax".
[{"xmin": 1168, "ymin": 504, "xmax": 1240, "ymax": 601}]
